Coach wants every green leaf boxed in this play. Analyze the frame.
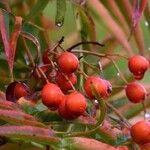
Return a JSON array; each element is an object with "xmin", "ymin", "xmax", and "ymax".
[
  {"xmin": 55, "ymin": 0, "xmax": 67, "ymax": 27},
  {"xmin": 25, "ymin": 0, "xmax": 49, "ymax": 21},
  {"xmin": 79, "ymin": 7, "xmax": 96, "ymax": 43},
  {"xmin": 0, "ymin": 125, "xmax": 60, "ymax": 145},
  {"xmin": 0, "ymin": 110, "xmax": 46, "ymax": 128}
]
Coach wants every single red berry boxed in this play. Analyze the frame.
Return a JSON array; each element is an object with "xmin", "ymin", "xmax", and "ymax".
[
  {"xmin": 140, "ymin": 143, "xmax": 150, "ymax": 150},
  {"xmin": 128, "ymin": 55, "xmax": 149, "ymax": 79},
  {"xmin": 42, "ymin": 50, "xmax": 51, "ymax": 64},
  {"xmin": 14, "ymin": 82, "xmax": 30, "ymax": 99},
  {"xmin": 56, "ymin": 72, "xmax": 77, "ymax": 91},
  {"xmin": 57, "ymin": 52, "xmax": 79, "ymax": 74},
  {"xmin": 125, "ymin": 82, "xmax": 146, "ymax": 103},
  {"xmin": 84, "ymin": 76, "xmax": 111, "ymax": 99},
  {"xmin": 58, "ymin": 98, "xmax": 77, "ymax": 120},
  {"xmin": 41, "ymin": 83, "xmax": 64, "ymax": 109},
  {"xmin": 130, "ymin": 121, "xmax": 150, "ymax": 145},
  {"xmin": 65, "ymin": 91, "xmax": 87, "ymax": 116}
]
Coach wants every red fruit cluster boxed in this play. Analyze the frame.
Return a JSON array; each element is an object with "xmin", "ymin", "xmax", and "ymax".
[
  {"xmin": 130, "ymin": 120, "xmax": 150, "ymax": 145},
  {"xmin": 125, "ymin": 82, "xmax": 146, "ymax": 103},
  {"xmin": 41, "ymin": 83, "xmax": 87, "ymax": 120},
  {"xmin": 128, "ymin": 55, "xmax": 149, "ymax": 80},
  {"xmin": 40, "ymin": 51, "xmax": 113, "ymax": 120},
  {"xmin": 84, "ymin": 76, "xmax": 112, "ymax": 100}
]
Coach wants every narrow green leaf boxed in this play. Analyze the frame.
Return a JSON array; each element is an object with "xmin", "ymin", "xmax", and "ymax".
[
  {"xmin": 55, "ymin": 0, "xmax": 66, "ymax": 27},
  {"xmin": 0, "ymin": 125, "xmax": 60, "ymax": 145},
  {"xmin": 26, "ymin": 0, "xmax": 49, "ymax": 21},
  {"xmin": 79, "ymin": 7, "xmax": 96, "ymax": 43},
  {"xmin": 60, "ymin": 137, "xmax": 120, "ymax": 150},
  {"xmin": 0, "ymin": 110, "xmax": 46, "ymax": 128}
]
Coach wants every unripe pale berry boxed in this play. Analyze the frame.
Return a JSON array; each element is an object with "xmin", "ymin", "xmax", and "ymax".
[
  {"xmin": 66, "ymin": 91, "xmax": 87, "ymax": 116},
  {"xmin": 128, "ymin": 55, "xmax": 149, "ymax": 79},
  {"xmin": 41, "ymin": 83, "xmax": 64, "ymax": 109},
  {"xmin": 125, "ymin": 82, "xmax": 146, "ymax": 103},
  {"xmin": 84, "ymin": 76, "xmax": 112, "ymax": 99},
  {"xmin": 56, "ymin": 72, "xmax": 77, "ymax": 91},
  {"xmin": 57, "ymin": 52, "xmax": 79, "ymax": 74},
  {"xmin": 130, "ymin": 121, "xmax": 150, "ymax": 145}
]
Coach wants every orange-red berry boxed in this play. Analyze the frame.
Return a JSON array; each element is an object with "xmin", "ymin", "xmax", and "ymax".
[
  {"xmin": 56, "ymin": 72, "xmax": 77, "ymax": 91},
  {"xmin": 140, "ymin": 143, "xmax": 150, "ymax": 150},
  {"xmin": 41, "ymin": 83, "xmax": 64, "ymax": 109},
  {"xmin": 58, "ymin": 98, "xmax": 77, "ymax": 120},
  {"xmin": 125, "ymin": 82, "xmax": 146, "ymax": 103},
  {"xmin": 14, "ymin": 82, "xmax": 30, "ymax": 99},
  {"xmin": 57, "ymin": 52, "xmax": 79, "ymax": 74},
  {"xmin": 65, "ymin": 91, "xmax": 87, "ymax": 116},
  {"xmin": 128, "ymin": 55, "xmax": 149, "ymax": 79},
  {"xmin": 84, "ymin": 76, "xmax": 111, "ymax": 99},
  {"xmin": 130, "ymin": 121, "xmax": 150, "ymax": 145}
]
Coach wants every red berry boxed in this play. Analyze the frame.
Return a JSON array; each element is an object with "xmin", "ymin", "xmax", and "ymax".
[
  {"xmin": 128, "ymin": 55, "xmax": 149, "ymax": 79},
  {"xmin": 57, "ymin": 52, "xmax": 79, "ymax": 74},
  {"xmin": 42, "ymin": 50, "xmax": 51, "ymax": 64},
  {"xmin": 14, "ymin": 82, "xmax": 30, "ymax": 99},
  {"xmin": 140, "ymin": 143, "xmax": 150, "ymax": 150},
  {"xmin": 41, "ymin": 83, "xmax": 64, "ymax": 109},
  {"xmin": 66, "ymin": 91, "xmax": 87, "ymax": 116},
  {"xmin": 130, "ymin": 121, "xmax": 150, "ymax": 145},
  {"xmin": 125, "ymin": 82, "xmax": 146, "ymax": 103},
  {"xmin": 56, "ymin": 72, "xmax": 77, "ymax": 91},
  {"xmin": 84, "ymin": 76, "xmax": 111, "ymax": 99},
  {"xmin": 58, "ymin": 98, "xmax": 77, "ymax": 120}
]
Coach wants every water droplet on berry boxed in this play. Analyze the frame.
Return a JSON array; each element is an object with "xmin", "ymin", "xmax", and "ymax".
[
  {"xmin": 145, "ymin": 113, "xmax": 150, "ymax": 119},
  {"xmin": 94, "ymin": 100, "xmax": 98, "ymax": 104}
]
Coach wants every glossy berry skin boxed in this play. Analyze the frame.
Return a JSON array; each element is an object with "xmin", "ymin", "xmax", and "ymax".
[
  {"xmin": 130, "ymin": 121, "xmax": 150, "ymax": 145},
  {"xmin": 140, "ymin": 143, "xmax": 150, "ymax": 150},
  {"xmin": 14, "ymin": 82, "xmax": 30, "ymax": 99},
  {"xmin": 56, "ymin": 72, "xmax": 77, "ymax": 91},
  {"xmin": 65, "ymin": 91, "xmax": 87, "ymax": 116},
  {"xmin": 84, "ymin": 76, "xmax": 111, "ymax": 99},
  {"xmin": 41, "ymin": 83, "xmax": 64, "ymax": 109},
  {"xmin": 125, "ymin": 82, "xmax": 146, "ymax": 103},
  {"xmin": 57, "ymin": 52, "xmax": 79, "ymax": 74},
  {"xmin": 128, "ymin": 55, "xmax": 149, "ymax": 79},
  {"xmin": 58, "ymin": 98, "xmax": 77, "ymax": 120}
]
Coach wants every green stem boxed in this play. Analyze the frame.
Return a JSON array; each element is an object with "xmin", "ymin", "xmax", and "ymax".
[
  {"xmin": 72, "ymin": 50, "xmax": 128, "ymax": 83},
  {"xmin": 105, "ymin": 101, "xmax": 131, "ymax": 128}
]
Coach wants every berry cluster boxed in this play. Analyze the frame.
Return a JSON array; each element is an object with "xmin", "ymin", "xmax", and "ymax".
[
  {"xmin": 41, "ymin": 51, "xmax": 112, "ymax": 120},
  {"xmin": 126, "ymin": 55, "xmax": 149, "ymax": 103},
  {"xmin": 5, "ymin": 40, "xmax": 150, "ymax": 147}
]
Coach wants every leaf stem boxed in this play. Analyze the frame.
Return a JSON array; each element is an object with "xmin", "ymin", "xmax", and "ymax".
[
  {"xmin": 67, "ymin": 41, "xmax": 104, "ymax": 51},
  {"xmin": 105, "ymin": 101, "xmax": 131, "ymax": 128}
]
